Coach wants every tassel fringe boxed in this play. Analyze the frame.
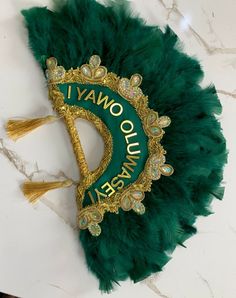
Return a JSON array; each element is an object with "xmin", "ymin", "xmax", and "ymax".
[
  {"xmin": 6, "ymin": 115, "xmax": 58, "ymax": 141},
  {"xmin": 22, "ymin": 180, "xmax": 73, "ymax": 203}
]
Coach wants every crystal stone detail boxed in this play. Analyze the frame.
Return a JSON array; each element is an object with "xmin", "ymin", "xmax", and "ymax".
[
  {"xmin": 160, "ymin": 164, "xmax": 174, "ymax": 176},
  {"xmin": 80, "ymin": 55, "xmax": 107, "ymax": 81},
  {"xmin": 132, "ymin": 201, "xmax": 145, "ymax": 215},
  {"xmin": 158, "ymin": 116, "xmax": 171, "ymax": 128},
  {"xmin": 81, "ymin": 65, "xmax": 92, "ymax": 78},
  {"xmin": 46, "ymin": 57, "xmax": 58, "ymax": 69},
  {"xmin": 147, "ymin": 112, "xmax": 158, "ymax": 125},
  {"xmin": 130, "ymin": 74, "xmax": 142, "ymax": 87},
  {"xmin": 54, "ymin": 66, "xmax": 66, "ymax": 80},
  {"xmin": 120, "ymin": 195, "xmax": 133, "ymax": 211},
  {"xmin": 89, "ymin": 55, "xmax": 101, "ymax": 68},
  {"xmin": 147, "ymin": 153, "xmax": 174, "ymax": 180},
  {"xmin": 94, "ymin": 67, "xmax": 106, "ymax": 79},
  {"xmin": 148, "ymin": 166, "xmax": 160, "ymax": 180},
  {"xmin": 88, "ymin": 223, "xmax": 101, "ymax": 237},
  {"xmin": 78, "ymin": 215, "xmax": 88, "ymax": 229},
  {"xmin": 150, "ymin": 126, "xmax": 163, "ymax": 137},
  {"xmin": 46, "ymin": 57, "xmax": 66, "ymax": 82},
  {"xmin": 90, "ymin": 209, "xmax": 103, "ymax": 222},
  {"xmin": 153, "ymin": 154, "xmax": 166, "ymax": 165},
  {"xmin": 118, "ymin": 77, "xmax": 143, "ymax": 100},
  {"xmin": 131, "ymin": 190, "xmax": 144, "ymax": 201},
  {"xmin": 147, "ymin": 154, "xmax": 163, "ymax": 180},
  {"xmin": 145, "ymin": 111, "xmax": 165, "ymax": 138}
]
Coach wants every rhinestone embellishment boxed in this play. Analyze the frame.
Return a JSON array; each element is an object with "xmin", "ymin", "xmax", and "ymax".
[
  {"xmin": 118, "ymin": 74, "xmax": 143, "ymax": 100},
  {"xmin": 46, "ymin": 57, "xmax": 66, "ymax": 82},
  {"xmin": 147, "ymin": 154, "xmax": 174, "ymax": 180},
  {"xmin": 88, "ymin": 223, "xmax": 101, "ymax": 237},
  {"xmin": 80, "ymin": 55, "xmax": 107, "ymax": 81},
  {"xmin": 78, "ymin": 207, "xmax": 103, "ymax": 236},
  {"xmin": 120, "ymin": 190, "xmax": 146, "ymax": 215},
  {"xmin": 144, "ymin": 111, "xmax": 171, "ymax": 138},
  {"xmin": 132, "ymin": 201, "xmax": 145, "ymax": 215}
]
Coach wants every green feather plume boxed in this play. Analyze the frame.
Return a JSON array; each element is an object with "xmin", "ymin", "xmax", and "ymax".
[{"xmin": 22, "ymin": 0, "xmax": 227, "ymax": 292}]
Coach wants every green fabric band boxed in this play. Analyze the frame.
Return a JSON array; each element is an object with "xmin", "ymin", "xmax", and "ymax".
[{"xmin": 59, "ymin": 83, "xmax": 149, "ymax": 206}]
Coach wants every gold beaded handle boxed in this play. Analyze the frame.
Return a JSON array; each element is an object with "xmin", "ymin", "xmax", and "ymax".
[
  {"xmin": 47, "ymin": 57, "xmax": 91, "ymax": 180},
  {"xmin": 63, "ymin": 109, "xmax": 90, "ymax": 179}
]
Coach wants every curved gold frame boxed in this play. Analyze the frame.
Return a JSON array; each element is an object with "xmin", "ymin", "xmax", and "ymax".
[{"xmin": 46, "ymin": 55, "xmax": 174, "ymax": 236}]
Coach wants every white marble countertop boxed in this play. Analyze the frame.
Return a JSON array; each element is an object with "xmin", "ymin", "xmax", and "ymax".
[{"xmin": 0, "ymin": 0, "xmax": 235, "ymax": 297}]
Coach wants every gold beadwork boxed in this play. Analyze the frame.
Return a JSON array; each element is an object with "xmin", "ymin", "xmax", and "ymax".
[{"xmin": 46, "ymin": 55, "xmax": 173, "ymax": 236}]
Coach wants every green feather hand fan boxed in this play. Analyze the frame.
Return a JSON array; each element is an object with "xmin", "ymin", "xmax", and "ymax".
[{"xmin": 6, "ymin": 0, "xmax": 227, "ymax": 292}]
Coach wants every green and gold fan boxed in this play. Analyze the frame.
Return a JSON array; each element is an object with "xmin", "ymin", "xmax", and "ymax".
[{"xmin": 6, "ymin": 0, "xmax": 227, "ymax": 292}]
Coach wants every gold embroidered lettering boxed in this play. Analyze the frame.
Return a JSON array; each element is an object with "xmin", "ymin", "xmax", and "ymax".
[
  {"xmin": 120, "ymin": 120, "xmax": 134, "ymax": 133},
  {"xmin": 67, "ymin": 85, "xmax": 72, "ymax": 99},
  {"xmin": 97, "ymin": 92, "xmax": 114, "ymax": 109},
  {"xmin": 101, "ymin": 182, "xmax": 116, "ymax": 197},
  {"xmin": 118, "ymin": 166, "xmax": 131, "ymax": 179},
  {"xmin": 111, "ymin": 177, "xmax": 124, "ymax": 190},
  {"xmin": 123, "ymin": 155, "xmax": 140, "ymax": 172},
  {"xmin": 94, "ymin": 188, "xmax": 107, "ymax": 202},
  {"xmin": 77, "ymin": 87, "xmax": 87, "ymax": 100},
  {"xmin": 84, "ymin": 89, "xmax": 96, "ymax": 103},
  {"xmin": 110, "ymin": 103, "xmax": 123, "ymax": 117},
  {"xmin": 127, "ymin": 143, "xmax": 141, "ymax": 155}
]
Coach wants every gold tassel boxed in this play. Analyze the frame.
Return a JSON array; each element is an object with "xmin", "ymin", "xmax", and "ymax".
[
  {"xmin": 22, "ymin": 180, "xmax": 73, "ymax": 203},
  {"xmin": 6, "ymin": 115, "xmax": 58, "ymax": 141}
]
